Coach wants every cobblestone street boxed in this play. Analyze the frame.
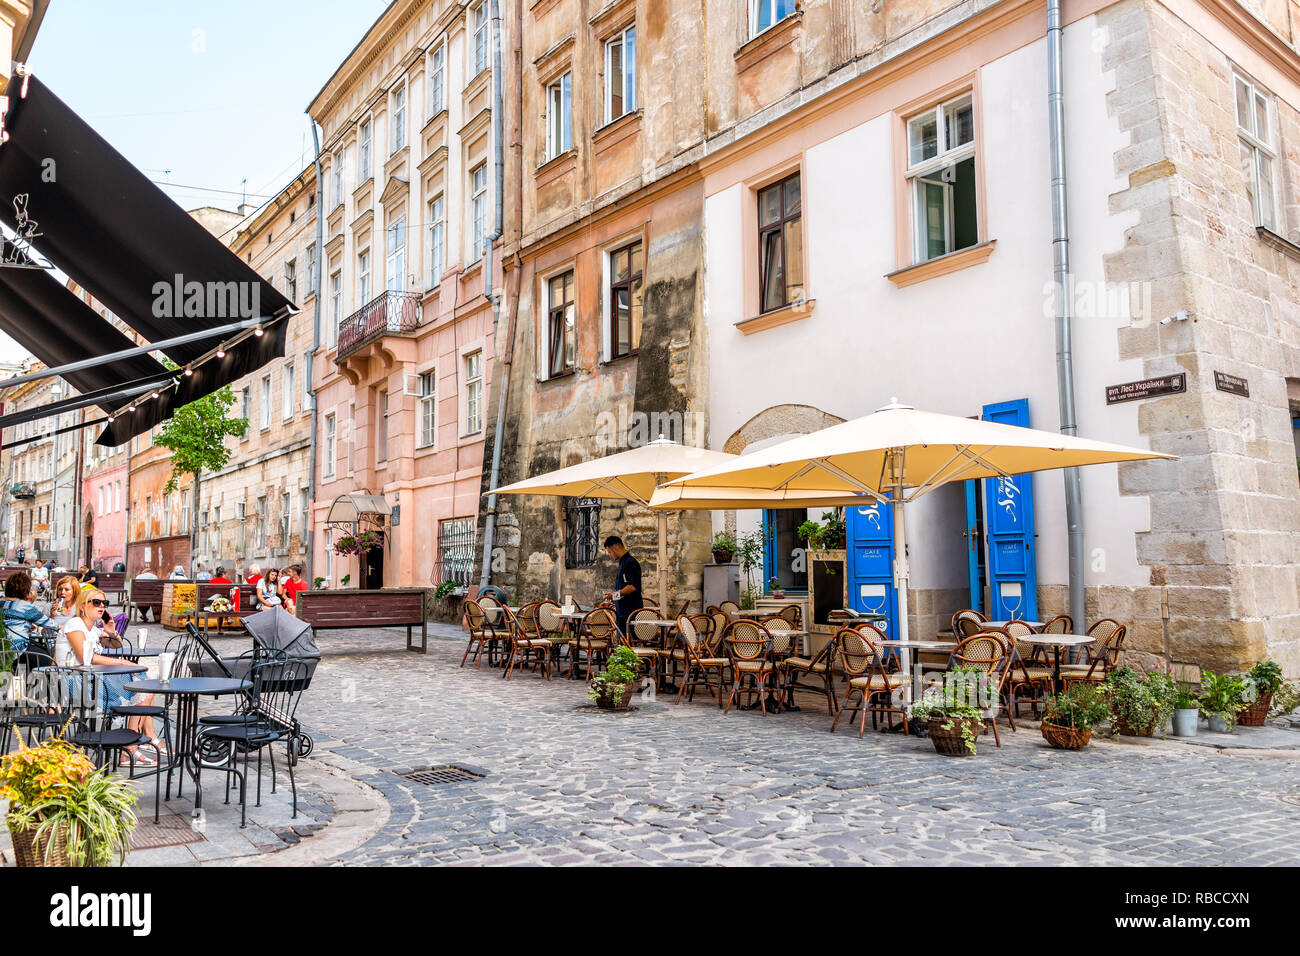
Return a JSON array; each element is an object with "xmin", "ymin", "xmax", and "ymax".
[{"xmin": 112, "ymin": 622, "xmax": 1296, "ymax": 867}]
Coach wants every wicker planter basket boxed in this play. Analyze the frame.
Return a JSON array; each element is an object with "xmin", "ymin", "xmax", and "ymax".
[
  {"xmin": 595, "ymin": 682, "xmax": 635, "ymax": 711},
  {"xmin": 927, "ymin": 715, "xmax": 981, "ymax": 756},
  {"xmin": 8, "ymin": 819, "xmax": 72, "ymax": 867},
  {"xmin": 1041, "ymin": 720, "xmax": 1092, "ymax": 750},
  {"xmin": 1238, "ymin": 693, "xmax": 1272, "ymax": 727}
]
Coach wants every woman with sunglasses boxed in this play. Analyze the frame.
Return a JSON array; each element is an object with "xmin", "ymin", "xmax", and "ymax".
[{"xmin": 54, "ymin": 587, "xmax": 160, "ymax": 765}]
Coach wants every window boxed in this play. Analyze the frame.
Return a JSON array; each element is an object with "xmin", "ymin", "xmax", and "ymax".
[
  {"xmin": 241, "ymin": 385, "xmax": 251, "ymax": 426},
  {"xmin": 428, "ymin": 45, "xmax": 445, "ymax": 117},
  {"xmin": 418, "ymin": 371, "xmax": 437, "ymax": 448},
  {"xmin": 97, "ymin": 487, "xmax": 104, "ymax": 517},
  {"xmin": 145, "ymin": 495, "xmax": 152, "ymax": 535},
  {"xmin": 283, "ymin": 362, "xmax": 295, "ymax": 420},
  {"xmin": 472, "ymin": 2, "xmax": 489, "ymax": 77},
  {"xmin": 162, "ymin": 493, "xmax": 171, "ymax": 536},
  {"xmin": 324, "ymin": 414, "xmax": 336, "ymax": 477},
  {"xmin": 905, "ymin": 93, "xmax": 977, "ymax": 263},
  {"xmin": 547, "ymin": 270, "xmax": 576, "ymax": 378},
  {"xmin": 1236, "ymin": 73, "xmax": 1277, "ymax": 231},
  {"xmin": 236, "ymin": 501, "xmax": 245, "ymax": 555},
  {"xmin": 325, "ymin": 529, "xmax": 333, "ymax": 582},
  {"xmin": 114, "ymin": 481, "xmax": 121, "ymax": 512},
  {"xmin": 358, "ymin": 249, "xmax": 371, "ymax": 305},
  {"xmin": 428, "ymin": 196, "xmax": 445, "ymax": 287},
  {"xmin": 332, "ymin": 153, "xmax": 344, "ymax": 207},
  {"xmin": 391, "ymin": 84, "xmax": 407, "ymax": 153},
  {"xmin": 608, "ymin": 241, "xmax": 643, "ymax": 358},
  {"xmin": 305, "ymin": 242, "xmax": 318, "ymax": 292},
  {"xmin": 303, "ymin": 352, "xmax": 314, "ymax": 410},
  {"xmin": 564, "ymin": 497, "xmax": 600, "ymax": 568},
  {"xmin": 256, "ymin": 495, "xmax": 267, "ymax": 550},
  {"xmin": 470, "ymin": 164, "xmax": 488, "ymax": 259},
  {"xmin": 386, "ymin": 216, "xmax": 406, "ymax": 292},
  {"xmin": 464, "ymin": 351, "xmax": 483, "ymax": 434},
  {"xmin": 438, "ymin": 518, "xmax": 475, "ymax": 585},
  {"xmin": 182, "ymin": 490, "xmax": 190, "ymax": 534},
  {"xmin": 281, "ymin": 491, "xmax": 291, "ymax": 547},
  {"xmin": 377, "ymin": 389, "xmax": 389, "ymax": 463},
  {"xmin": 260, "ymin": 374, "xmax": 272, "ymax": 429},
  {"xmin": 359, "ymin": 118, "xmax": 372, "ymax": 181},
  {"xmin": 757, "ymin": 172, "xmax": 803, "ymax": 313},
  {"xmin": 605, "ymin": 27, "xmax": 636, "ymax": 122},
  {"xmin": 546, "ymin": 73, "xmax": 572, "ymax": 160},
  {"xmin": 763, "ymin": 509, "xmax": 809, "ymax": 592},
  {"xmin": 750, "ymin": 0, "xmax": 795, "ymax": 36},
  {"xmin": 329, "ymin": 271, "xmax": 342, "ymax": 345},
  {"xmin": 284, "ymin": 258, "xmax": 297, "ymax": 302}
]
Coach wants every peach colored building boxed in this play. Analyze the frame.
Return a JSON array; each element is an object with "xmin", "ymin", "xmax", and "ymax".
[{"xmin": 308, "ymin": 0, "xmax": 499, "ymax": 590}]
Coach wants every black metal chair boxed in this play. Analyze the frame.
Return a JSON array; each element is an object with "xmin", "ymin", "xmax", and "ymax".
[{"xmin": 195, "ymin": 652, "xmax": 308, "ymax": 827}]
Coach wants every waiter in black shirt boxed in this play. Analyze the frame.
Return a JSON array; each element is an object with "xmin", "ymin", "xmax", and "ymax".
[{"xmin": 603, "ymin": 535, "xmax": 643, "ymax": 633}]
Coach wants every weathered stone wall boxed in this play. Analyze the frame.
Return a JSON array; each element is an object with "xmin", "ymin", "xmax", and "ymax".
[{"xmin": 1100, "ymin": 0, "xmax": 1300, "ymax": 676}]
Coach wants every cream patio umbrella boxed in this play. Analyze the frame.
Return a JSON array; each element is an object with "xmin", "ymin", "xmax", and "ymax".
[
  {"xmin": 487, "ymin": 437, "xmax": 739, "ymax": 613},
  {"xmin": 650, "ymin": 400, "xmax": 1175, "ymax": 663}
]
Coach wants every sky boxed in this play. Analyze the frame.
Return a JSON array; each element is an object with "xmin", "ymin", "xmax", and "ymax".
[{"xmin": 0, "ymin": 0, "xmax": 389, "ymax": 362}]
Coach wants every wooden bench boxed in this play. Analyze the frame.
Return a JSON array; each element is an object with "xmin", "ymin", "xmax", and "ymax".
[
  {"xmin": 128, "ymin": 578, "xmax": 177, "ymax": 623},
  {"xmin": 193, "ymin": 583, "xmax": 258, "ymax": 632},
  {"xmin": 297, "ymin": 588, "xmax": 429, "ymax": 653},
  {"xmin": 98, "ymin": 572, "xmax": 127, "ymax": 605}
]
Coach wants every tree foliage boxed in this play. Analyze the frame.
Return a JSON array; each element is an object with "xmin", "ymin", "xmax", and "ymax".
[{"xmin": 153, "ymin": 380, "xmax": 248, "ymax": 494}]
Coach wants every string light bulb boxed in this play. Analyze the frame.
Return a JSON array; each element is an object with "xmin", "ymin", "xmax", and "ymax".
[
  {"xmin": 183, "ymin": 367, "xmax": 193, "ymax": 376},
  {"xmin": 253, "ymin": 325, "xmax": 264, "ymax": 337},
  {"xmin": 216, "ymin": 347, "xmax": 226, "ymax": 358}
]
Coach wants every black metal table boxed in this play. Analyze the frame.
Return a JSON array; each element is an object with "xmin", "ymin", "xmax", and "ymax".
[{"xmin": 122, "ymin": 677, "xmax": 250, "ymax": 810}]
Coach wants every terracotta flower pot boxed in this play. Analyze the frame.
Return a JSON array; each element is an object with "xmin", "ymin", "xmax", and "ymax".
[{"xmin": 1041, "ymin": 720, "xmax": 1092, "ymax": 750}]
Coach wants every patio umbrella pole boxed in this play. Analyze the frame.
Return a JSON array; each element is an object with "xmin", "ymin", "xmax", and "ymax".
[
  {"xmin": 657, "ymin": 509, "xmax": 668, "ymax": 614},
  {"xmin": 892, "ymin": 474, "xmax": 913, "ymax": 709}
]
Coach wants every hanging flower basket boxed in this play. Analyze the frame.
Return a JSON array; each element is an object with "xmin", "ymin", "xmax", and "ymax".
[{"xmin": 333, "ymin": 530, "xmax": 385, "ymax": 557}]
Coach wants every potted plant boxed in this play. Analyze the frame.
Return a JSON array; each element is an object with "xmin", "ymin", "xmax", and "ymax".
[
  {"xmin": 1172, "ymin": 687, "xmax": 1200, "ymax": 737},
  {"xmin": 1040, "ymin": 684, "xmax": 1111, "ymax": 749},
  {"xmin": 1104, "ymin": 666, "xmax": 1174, "ymax": 737},
  {"xmin": 711, "ymin": 532, "xmax": 736, "ymax": 564},
  {"xmin": 312, "ymin": 576, "xmax": 326, "ymax": 589},
  {"xmin": 768, "ymin": 576, "xmax": 785, "ymax": 599},
  {"xmin": 1240, "ymin": 660, "xmax": 1284, "ymax": 726},
  {"xmin": 333, "ymin": 535, "xmax": 360, "ymax": 556},
  {"xmin": 818, "ymin": 511, "xmax": 847, "ymax": 550},
  {"xmin": 797, "ymin": 520, "xmax": 823, "ymax": 551},
  {"xmin": 1, "ymin": 737, "xmax": 138, "ymax": 867},
  {"xmin": 915, "ymin": 672, "xmax": 991, "ymax": 756},
  {"xmin": 589, "ymin": 645, "xmax": 642, "ymax": 710},
  {"xmin": 1199, "ymin": 670, "xmax": 1246, "ymax": 733}
]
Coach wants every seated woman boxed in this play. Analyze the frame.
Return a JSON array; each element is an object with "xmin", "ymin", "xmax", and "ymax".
[
  {"xmin": 1, "ymin": 570, "xmax": 58, "ymax": 657},
  {"xmin": 255, "ymin": 567, "xmax": 284, "ymax": 611},
  {"xmin": 50, "ymin": 574, "xmax": 81, "ymax": 626},
  {"xmin": 54, "ymin": 587, "xmax": 160, "ymax": 766}
]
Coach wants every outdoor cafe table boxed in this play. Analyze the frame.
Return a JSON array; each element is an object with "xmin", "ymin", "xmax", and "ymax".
[
  {"xmin": 1013, "ymin": 633, "xmax": 1093, "ymax": 691},
  {"xmin": 122, "ymin": 677, "xmax": 250, "ymax": 809},
  {"xmin": 99, "ymin": 648, "xmax": 162, "ymax": 662},
  {"xmin": 882, "ymin": 640, "xmax": 956, "ymax": 713}
]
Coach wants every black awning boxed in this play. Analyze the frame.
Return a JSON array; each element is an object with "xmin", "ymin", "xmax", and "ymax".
[{"xmin": 0, "ymin": 74, "xmax": 297, "ymax": 445}]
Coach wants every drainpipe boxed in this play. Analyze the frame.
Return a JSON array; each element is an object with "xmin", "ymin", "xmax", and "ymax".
[
  {"xmin": 306, "ymin": 119, "xmax": 324, "ymax": 583},
  {"xmin": 478, "ymin": 0, "xmax": 508, "ymax": 588},
  {"xmin": 1048, "ymin": 0, "xmax": 1085, "ymax": 635}
]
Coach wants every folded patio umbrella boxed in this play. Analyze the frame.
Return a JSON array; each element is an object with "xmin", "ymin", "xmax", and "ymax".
[
  {"xmin": 488, "ymin": 437, "xmax": 738, "ymax": 613},
  {"xmin": 652, "ymin": 400, "xmax": 1175, "ymax": 660}
]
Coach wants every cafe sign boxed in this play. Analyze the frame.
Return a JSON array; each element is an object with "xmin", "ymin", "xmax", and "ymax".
[
  {"xmin": 1213, "ymin": 371, "xmax": 1249, "ymax": 397},
  {"xmin": 1105, "ymin": 373, "xmax": 1186, "ymax": 405}
]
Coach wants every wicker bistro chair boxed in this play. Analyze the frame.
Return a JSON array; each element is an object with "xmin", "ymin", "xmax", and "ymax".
[
  {"xmin": 954, "ymin": 615, "xmax": 985, "ymax": 640},
  {"xmin": 622, "ymin": 608, "xmax": 669, "ymax": 690},
  {"xmin": 673, "ymin": 615, "xmax": 730, "ymax": 706},
  {"xmin": 501, "ymin": 605, "xmax": 554, "ymax": 681},
  {"xmin": 718, "ymin": 600, "xmax": 740, "ymax": 619},
  {"xmin": 952, "ymin": 608, "xmax": 987, "ymax": 637},
  {"xmin": 724, "ymin": 620, "xmax": 783, "ymax": 715},
  {"xmin": 830, "ymin": 625, "xmax": 907, "ymax": 736},
  {"xmin": 571, "ymin": 607, "xmax": 618, "ymax": 680},
  {"xmin": 1059, "ymin": 625, "xmax": 1127, "ymax": 689},
  {"xmin": 461, "ymin": 600, "xmax": 502, "ymax": 669},
  {"xmin": 709, "ymin": 611, "xmax": 729, "ymax": 651},
  {"xmin": 778, "ymin": 634, "xmax": 840, "ymax": 715},
  {"xmin": 535, "ymin": 601, "xmax": 569, "ymax": 655},
  {"xmin": 777, "ymin": 604, "xmax": 802, "ymax": 627},
  {"xmin": 948, "ymin": 634, "xmax": 1011, "ymax": 745},
  {"xmin": 1042, "ymin": 613, "xmax": 1073, "ymax": 635}
]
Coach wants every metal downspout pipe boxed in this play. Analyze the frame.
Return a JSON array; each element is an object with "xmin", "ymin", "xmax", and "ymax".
[
  {"xmin": 1048, "ymin": 0, "xmax": 1086, "ymax": 634},
  {"xmin": 306, "ymin": 118, "xmax": 324, "ymax": 583}
]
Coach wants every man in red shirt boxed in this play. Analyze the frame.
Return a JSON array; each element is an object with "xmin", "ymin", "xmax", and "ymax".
[
  {"xmin": 209, "ymin": 567, "xmax": 233, "ymax": 586},
  {"xmin": 282, "ymin": 564, "xmax": 308, "ymax": 613}
]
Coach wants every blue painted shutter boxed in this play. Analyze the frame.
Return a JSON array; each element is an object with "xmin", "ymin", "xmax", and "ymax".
[
  {"xmin": 845, "ymin": 499, "xmax": 897, "ymax": 640},
  {"xmin": 964, "ymin": 478, "xmax": 984, "ymax": 612},
  {"xmin": 981, "ymin": 398, "xmax": 1039, "ymax": 621}
]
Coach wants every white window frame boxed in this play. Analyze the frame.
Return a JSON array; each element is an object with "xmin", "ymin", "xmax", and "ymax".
[
  {"xmin": 281, "ymin": 490, "xmax": 291, "ymax": 547},
  {"xmin": 236, "ymin": 501, "xmax": 246, "ymax": 555},
  {"xmin": 332, "ymin": 152, "xmax": 344, "ymax": 208},
  {"xmin": 284, "ymin": 258, "xmax": 297, "ymax": 302},
  {"xmin": 428, "ymin": 195, "xmax": 445, "ymax": 288},
  {"xmin": 305, "ymin": 242, "xmax": 318, "ymax": 293},
  {"xmin": 391, "ymin": 82, "xmax": 408, "ymax": 154},
  {"xmin": 472, "ymin": 2, "xmax": 489, "ymax": 78},
  {"xmin": 303, "ymin": 352, "xmax": 314, "ymax": 410},
  {"xmin": 329, "ymin": 269, "xmax": 342, "ymax": 347},
  {"xmin": 182, "ymin": 489, "xmax": 190, "ymax": 534},
  {"xmin": 260, "ymin": 374, "xmax": 272, "ymax": 430},
  {"xmin": 464, "ymin": 351, "xmax": 483, "ymax": 435},
  {"xmin": 749, "ymin": 0, "xmax": 795, "ymax": 37},
  {"xmin": 605, "ymin": 26, "xmax": 636, "ymax": 124},
  {"xmin": 1235, "ymin": 72, "xmax": 1279, "ymax": 231},
  {"xmin": 282, "ymin": 361, "xmax": 295, "ymax": 421},
  {"xmin": 417, "ymin": 370, "xmax": 437, "ymax": 449},
  {"xmin": 546, "ymin": 72, "xmax": 572, "ymax": 161},
  {"xmin": 470, "ymin": 164, "xmax": 487, "ymax": 260},
  {"xmin": 324, "ymin": 414, "xmax": 337, "ymax": 478},
  {"xmin": 358, "ymin": 249, "xmax": 371, "ymax": 306},
  {"xmin": 386, "ymin": 216, "xmax": 407, "ymax": 292},
  {"xmin": 427, "ymin": 43, "xmax": 445, "ymax": 118},
  {"xmin": 904, "ymin": 92, "xmax": 977, "ymax": 265},
  {"xmin": 359, "ymin": 117, "xmax": 372, "ymax": 182},
  {"xmin": 377, "ymin": 388, "xmax": 389, "ymax": 464}
]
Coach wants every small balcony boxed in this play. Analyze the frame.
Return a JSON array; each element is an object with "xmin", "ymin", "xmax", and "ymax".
[
  {"xmin": 337, "ymin": 290, "xmax": 422, "ymax": 360},
  {"xmin": 10, "ymin": 482, "xmax": 35, "ymax": 499}
]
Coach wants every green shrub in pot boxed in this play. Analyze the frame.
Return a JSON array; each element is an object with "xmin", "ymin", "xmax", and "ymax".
[{"xmin": 1199, "ymin": 670, "xmax": 1246, "ymax": 731}]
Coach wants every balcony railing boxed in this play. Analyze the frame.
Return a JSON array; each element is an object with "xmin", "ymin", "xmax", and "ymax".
[
  {"xmin": 10, "ymin": 482, "xmax": 35, "ymax": 499},
  {"xmin": 337, "ymin": 290, "xmax": 422, "ymax": 360}
]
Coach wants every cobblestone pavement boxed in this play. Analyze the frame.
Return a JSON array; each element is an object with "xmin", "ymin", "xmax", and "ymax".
[
  {"xmin": 14, "ymin": 620, "xmax": 1297, "ymax": 866},
  {"xmin": 252, "ymin": 623, "xmax": 1300, "ymax": 866}
]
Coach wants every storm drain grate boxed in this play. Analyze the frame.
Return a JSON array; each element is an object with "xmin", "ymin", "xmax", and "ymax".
[
  {"xmin": 400, "ymin": 765, "xmax": 484, "ymax": 786},
  {"xmin": 128, "ymin": 813, "xmax": 207, "ymax": 850}
]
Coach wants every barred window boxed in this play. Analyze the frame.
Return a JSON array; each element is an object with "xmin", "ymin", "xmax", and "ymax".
[
  {"xmin": 438, "ymin": 518, "xmax": 475, "ymax": 585},
  {"xmin": 564, "ymin": 497, "xmax": 600, "ymax": 568}
]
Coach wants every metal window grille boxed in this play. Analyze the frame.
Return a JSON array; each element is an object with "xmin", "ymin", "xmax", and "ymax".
[
  {"xmin": 438, "ymin": 518, "xmax": 475, "ymax": 586},
  {"xmin": 565, "ymin": 497, "xmax": 600, "ymax": 568}
]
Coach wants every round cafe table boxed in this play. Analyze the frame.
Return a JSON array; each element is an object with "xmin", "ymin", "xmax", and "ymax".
[
  {"xmin": 1013, "ymin": 633, "xmax": 1094, "ymax": 692},
  {"xmin": 123, "ymin": 677, "xmax": 250, "ymax": 809}
]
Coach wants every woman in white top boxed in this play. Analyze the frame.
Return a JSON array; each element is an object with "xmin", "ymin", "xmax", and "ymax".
[
  {"xmin": 55, "ymin": 587, "xmax": 160, "ymax": 765},
  {"xmin": 255, "ymin": 568, "xmax": 284, "ymax": 610},
  {"xmin": 50, "ymin": 574, "xmax": 80, "ymax": 625}
]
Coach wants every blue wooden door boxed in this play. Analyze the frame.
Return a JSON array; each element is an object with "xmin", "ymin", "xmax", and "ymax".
[
  {"xmin": 845, "ymin": 498, "xmax": 897, "ymax": 639},
  {"xmin": 964, "ymin": 479, "xmax": 985, "ymax": 612},
  {"xmin": 981, "ymin": 398, "xmax": 1039, "ymax": 621}
]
